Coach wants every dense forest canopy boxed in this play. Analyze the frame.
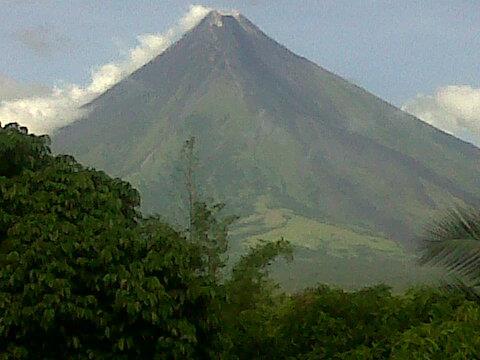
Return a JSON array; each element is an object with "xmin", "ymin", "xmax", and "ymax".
[{"xmin": 1, "ymin": 123, "xmax": 480, "ymax": 359}]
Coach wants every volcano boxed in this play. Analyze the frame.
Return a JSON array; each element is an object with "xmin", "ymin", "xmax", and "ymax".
[{"xmin": 53, "ymin": 11, "xmax": 480, "ymax": 288}]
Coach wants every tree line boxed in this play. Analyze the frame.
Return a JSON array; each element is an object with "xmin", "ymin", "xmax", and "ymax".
[{"xmin": 0, "ymin": 122, "xmax": 479, "ymax": 359}]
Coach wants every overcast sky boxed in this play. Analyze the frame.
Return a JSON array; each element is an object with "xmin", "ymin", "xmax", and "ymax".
[{"xmin": 1, "ymin": 0, "xmax": 479, "ymax": 145}]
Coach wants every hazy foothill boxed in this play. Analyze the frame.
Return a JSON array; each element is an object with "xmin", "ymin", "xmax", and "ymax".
[{"xmin": 1, "ymin": 8, "xmax": 480, "ymax": 359}]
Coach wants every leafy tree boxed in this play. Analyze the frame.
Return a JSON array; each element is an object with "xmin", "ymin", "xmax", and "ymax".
[
  {"xmin": 390, "ymin": 301, "xmax": 480, "ymax": 359},
  {"xmin": 0, "ymin": 124, "xmax": 221, "ymax": 359},
  {"xmin": 181, "ymin": 136, "xmax": 198, "ymax": 241},
  {"xmin": 226, "ymin": 239, "xmax": 293, "ymax": 313},
  {"xmin": 192, "ymin": 201, "xmax": 238, "ymax": 280},
  {"xmin": 257, "ymin": 285, "xmax": 479, "ymax": 360},
  {"xmin": 177, "ymin": 137, "xmax": 294, "ymax": 358},
  {"xmin": 0, "ymin": 122, "xmax": 50, "ymax": 178},
  {"xmin": 223, "ymin": 239, "xmax": 293, "ymax": 359},
  {"xmin": 180, "ymin": 136, "xmax": 238, "ymax": 279}
]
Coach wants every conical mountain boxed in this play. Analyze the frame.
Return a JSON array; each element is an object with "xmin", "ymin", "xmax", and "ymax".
[{"xmin": 53, "ymin": 11, "xmax": 480, "ymax": 287}]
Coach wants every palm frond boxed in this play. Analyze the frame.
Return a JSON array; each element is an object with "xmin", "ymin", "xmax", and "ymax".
[
  {"xmin": 419, "ymin": 207, "xmax": 480, "ymax": 293},
  {"xmin": 439, "ymin": 275, "xmax": 480, "ymax": 301}
]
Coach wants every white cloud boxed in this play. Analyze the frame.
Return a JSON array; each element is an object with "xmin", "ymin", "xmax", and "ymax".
[
  {"xmin": 0, "ymin": 5, "xmax": 211, "ymax": 135},
  {"xmin": 402, "ymin": 85, "xmax": 480, "ymax": 147},
  {"xmin": 180, "ymin": 5, "xmax": 213, "ymax": 30}
]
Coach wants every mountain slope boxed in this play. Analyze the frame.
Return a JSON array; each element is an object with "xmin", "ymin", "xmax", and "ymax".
[{"xmin": 52, "ymin": 11, "xmax": 480, "ymax": 287}]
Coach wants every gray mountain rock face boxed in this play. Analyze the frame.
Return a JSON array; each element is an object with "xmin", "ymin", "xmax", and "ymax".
[{"xmin": 53, "ymin": 11, "xmax": 480, "ymax": 248}]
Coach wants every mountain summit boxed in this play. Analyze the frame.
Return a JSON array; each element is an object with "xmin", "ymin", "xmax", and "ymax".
[{"xmin": 53, "ymin": 10, "xmax": 480, "ymax": 286}]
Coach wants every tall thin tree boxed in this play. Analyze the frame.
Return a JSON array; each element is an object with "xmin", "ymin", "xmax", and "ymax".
[
  {"xmin": 180, "ymin": 136, "xmax": 237, "ymax": 279},
  {"xmin": 182, "ymin": 136, "xmax": 198, "ymax": 242}
]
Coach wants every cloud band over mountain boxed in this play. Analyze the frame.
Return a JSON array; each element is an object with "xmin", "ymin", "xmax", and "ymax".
[
  {"xmin": 0, "ymin": 5, "xmax": 211, "ymax": 135},
  {"xmin": 403, "ymin": 85, "xmax": 480, "ymax": 147}
]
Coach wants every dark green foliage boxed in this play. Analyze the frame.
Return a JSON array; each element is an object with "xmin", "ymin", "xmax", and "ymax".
[
  {"xmin": 230, "ymin": 286, "xmax": 480, "ymax": 359},
  {"xmin": 222, "ymin": 239, "xmax": 293, "ymax": 359},
  {"xmin": 226, "ymin": 239, "xmax": 293, "ymax": 313},
  {"xmin": 192, "ymin": 201, "xmax": 238, "ymax": 279},
  {"xmin": 2, "ymin": 124, "xmax": 479, "ymax": 359},
  {"xmin": 390, "ymin": 301, "xmax": 480, "ymax": 359},
  {"xmin": 272, "ymin": 285, "xmax": 399, "ymax": 359},
  {"xmin": 0, "ymin": 122, "xmax": 50, "ymax": 178},
  {"xmin": 0, "ymin": 124, "xmax": 220, "ymax": 359}
]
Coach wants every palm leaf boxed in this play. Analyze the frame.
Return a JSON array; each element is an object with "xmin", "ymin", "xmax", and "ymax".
[
  {"xmin": 439, "ymin": 275, "xmax": 480, "ymax": 302},
  {"xmin": 419, "ymin": 207, "xmax": 480, "ymax": 297}
]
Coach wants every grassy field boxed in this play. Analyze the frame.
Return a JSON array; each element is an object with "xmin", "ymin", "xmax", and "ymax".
[{"xmin": 228, "ymin": 196, "xmax": 439, "ymax": 291}]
